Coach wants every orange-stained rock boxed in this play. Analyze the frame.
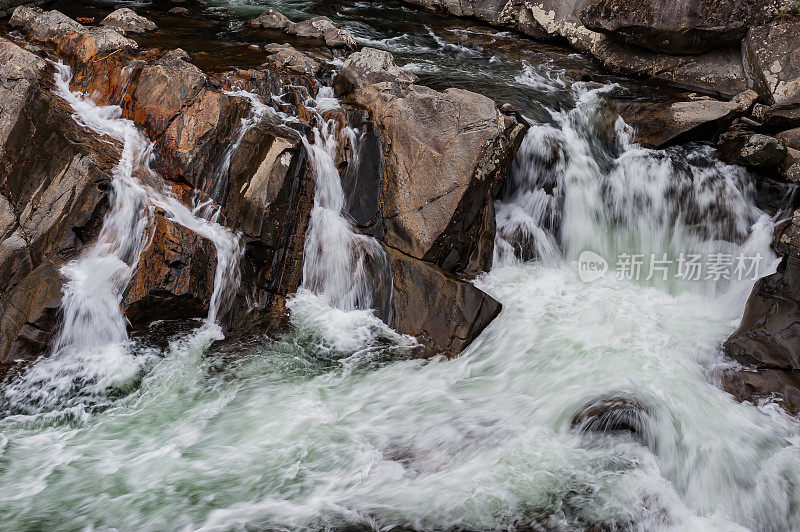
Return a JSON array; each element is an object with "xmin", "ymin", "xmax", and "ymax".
[
  {"xmin": 122, "ymin": 212, "xmax": 217, "ymax": 326},
  {"xmin": 127, "ymin": 49, "xmax": 207, "ymax": 138}
]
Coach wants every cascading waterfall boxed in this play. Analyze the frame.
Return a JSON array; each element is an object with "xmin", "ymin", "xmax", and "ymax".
[
  {"xmin": 0, "ymin": 64, "xmax": 242, "ymax": 413},
  {"xmin": 301, "ymin": 109, "xmax": 391, "ymax": 314}
]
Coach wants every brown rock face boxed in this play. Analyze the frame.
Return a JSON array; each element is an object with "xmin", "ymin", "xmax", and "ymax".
[
  {"xmin": 581, "ymin": 0, "xmax": 781, "ymax": 54},
  {"xmin": 0, "ymin": 39, "xmax": 118, "ymax": 379},
  {"xmin": 386, "ymin": 248, "xmax": 502, "ymax": 358},
  {"xmin": 349, "ymin": 82, "xmax": 526, "ymax": 275},
  {"xmin": 122, "ymin": 213, "xmax": 217, "ymax": 326},
  {"xmin": 723, "ymin": 210, "xmax": 800, "ymax": 414},
  {"xmin": 743, "ymin": 18, "xmax": 800, "ymax": 106}
]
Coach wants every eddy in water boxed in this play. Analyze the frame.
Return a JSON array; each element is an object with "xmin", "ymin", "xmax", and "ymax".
[{"xmin": 1, "ymin": 1, "xmax": 800, "ymax": 531}]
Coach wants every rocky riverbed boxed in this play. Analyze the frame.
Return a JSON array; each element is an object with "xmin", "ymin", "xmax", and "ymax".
[{"xmin": 1, "ymin": 0, "xmax": 800, "ymax": 529}]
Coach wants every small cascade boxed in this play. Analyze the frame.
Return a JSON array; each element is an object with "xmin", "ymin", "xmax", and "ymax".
[
  {"xmin": 0, "ymin": 64, "xmax": 242, "ymax": 413},
  {"xmin": 301, "ymin": 112, "xmax": 391, "ymax": 316},
  {"xmin": 496, "ymin": 82, "xmax": 776, "ymax": 294}
]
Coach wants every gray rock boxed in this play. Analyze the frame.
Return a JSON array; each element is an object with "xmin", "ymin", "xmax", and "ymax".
[
  {"xmin": 777, "ymin": 127, "xmax": 800, "ymax": 150},
  {"xmin": 333, "ymin": 47, "xmax": 418, "ymax": 97},
  {"xmin": 247, "ymin": 8, "xmax": 291, "ymax": 30},
  {"xmin": 717, "ymin": 132, "xmax": 787, "ymax": 168},
  {"xmin": 286, "ymin": 15, "xmax": 357, "ymax": 49},
  {"xmin": 263, "ymin": 43, "xmax": 321, "ymax": 77},
  {"xmin": 581, "ymin": 0, "xmax": 782, "ymax": 54},
  {"xmin": 742, "ymin": 18, "xmax": 800, "ymax": 106},
  {"xmin": 100, "ymin": 8, "xmax": 157, "ymax": 34},
  {"xmin": 9, "ymin": 6, "xmax": 83, "ymax": 41}
]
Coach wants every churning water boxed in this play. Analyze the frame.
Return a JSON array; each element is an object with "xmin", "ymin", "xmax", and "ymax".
[{"xmin": 3, "ymin": 6, "xmax": 800, "ymax": 531}]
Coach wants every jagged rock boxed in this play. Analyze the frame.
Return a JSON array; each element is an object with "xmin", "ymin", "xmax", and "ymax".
[
  {"xmin": 263, "ymin": 43, "xmax": 321, "ymax": 77},
  {"xmin": 616, "ymin": 97, "xmax": 747, "ymax": 148},
  {"xmin": 100, "ymin": 8, "xmax": 157, "ymax": 34},
  {"xmin": 349, "ymin": 80, "xmax": 526, "ymax": 275},
  {"xmin": 9, "ymin": 6, "xmax": 83, "ymax": 41},
  {"xmin": 247, "ymin": 8, "xmax": 291, "ymax": 30},
  {"xmin": 10, "ymin": 6, "xmax": 137, "ymax": 63},
  {"xmin": 127, "ymin": 49, "xmax": 208, "ymax": 137},
  {"xmin": 333, "ymin": 47, "xmax": 418, "ymax": 97},
  {"xmin": 742, "ymin": 18, "xmax": 800, "ymax": 106},
  {"xmin": 777, "ymin": 127, "xmax": 800, "ymax": 151},
  {"xmin": 723, "ymin": 209, "xmax": 800, "ymax": 414},
  {"xmin": 0, "ymin": 39, "xmax": 117, "ymax": 380},
  {"xmin": 122, "ymin": 213, "xmax": 217, "ymax": 326},
  {"xmin": 764, "ymin": 101, "xmax": 800, "ymax": 130},
  {"xmin": 156, "ymin": 89, "xmax": 248, "ymax": 193},
  {"xmin": 580, "ymin": 0, "xmax": 781, "ymax": 54},
  {"xmin": 385, "ymin": 248, "xmax": 502, "ymax": 358},
  {"xmin": 287, "ymin": 16, "xmax": 357, "ymax": 49},
  {"xmin": 717, "ymin": 132, "xmax": 787, "ymax": 169}
]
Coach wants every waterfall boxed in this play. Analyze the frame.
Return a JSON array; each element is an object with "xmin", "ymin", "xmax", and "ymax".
[
  {"xmin": 300, "ymin": 111, "xmax": 391, "ymax": 315},
  {"xmin": 496, "ymin": 83, "xmax": 777, "ymax": 295},
  {"xmin": 0, "ymin": 64, "xmax": 242, "ymax": 413}
]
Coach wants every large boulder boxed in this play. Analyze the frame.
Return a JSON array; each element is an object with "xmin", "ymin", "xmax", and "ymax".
[
  {"xmin": 742, "ymin": 18, "xmax": 800, "ymax": 106},
  {"xmin": 248, "ymin": 9, "xmax": 357, "ymax": 50},
  {"xmin": 723, "ymin": 209, "xmax": 800, "ymax": 414},
  {"xmin": 127, "ymin": 49, "xmax": 208, "ymax": 138},
  {"xmin": 247, "ymin": 8, "xmax": 291, "ymax": 30},
  {"xmin": 122, "ymin": 213, "xmax": 217, "ymax": 326},
  {"xmin": 9, "ymin": 6, "xmax": 83, "ymax": 41},
  {"xmin": 100, "ymin": 8, "xmax": 156, "ymax": 34},
  {"xmin": 717, "ymin": 131, "xmax": 787, "ymax": 169},
  {"xmin": 777, "ymin": 127, "xmax": 800, "ymax": 151},
  {"xmin": 386, "ymin": 248, "xmax": 502, "ymax": 358},
  {"xmin": 616, "ymin": 93, "xmax": 752, "ymax": 148},
  {"xmin": 348, "ymin": 80, "xmax": 526, "ymax": 275},
  {"xmin": 580, "ymin": 0, "xmax": 782, "ymax": 55},
  {"xmin": 333, "ymin": 47, "xmax": 418, "ymax": 97}
]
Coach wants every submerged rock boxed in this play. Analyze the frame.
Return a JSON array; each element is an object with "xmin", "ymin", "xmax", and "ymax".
[
  {"xmin": 122, "ymin": 213, "xmax": 217, "ymax": 326},
  {"xmin": 571, "ymin": 395, "xmax": 651, "ymax": 437},
  {"xmin": 100, "ymin": 8, "xmax": 157, "ymax": 34}
]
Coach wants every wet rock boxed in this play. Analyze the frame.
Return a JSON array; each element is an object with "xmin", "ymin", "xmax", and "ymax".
[
  {"xmin": 742, "ymin": 18, "xmax": 800, "ymax": 106},
  {"xmin": 248, "ymin": 9, "xmax": 357, "ymax": 50},
  {"xmin": 10, "ymin": 6, "xmax": 83, "ymax": 41},
  {"xmin": 247, "ymin": 8, "xmax": 291, "ymax": 30},
  {"xmin": 580, "ymin": 0, "xmax": 781, "ymax": 54},
  {"xmin": 127, "ymin": 49, "xmax": 208, "ymax": 137},
  {"xmin": 777, "ymin": 127, "xmax": 800, "ymax": 151},
  {"xmin": 155, "ymin": 88, "xmax": 248, "ymax": 193},
  {"xmin": 333, "ymin": 47, "xmax": 418, "ymax": 97},
  {"xmin": 287, "ymin": 16, "xmax": 357, "ymax": 50},
  {"xmin": 349, "ymin": 80, "xmax": 527, "ymax": 276},
  {"xmin": 100, "ymin": 8, "xmax": 157, "ymax": 34},
  {"xmin": 169, "ymin": 7, "xmax": 189, "ymax": 16},
  {"xmin": 571, "ymin": 395, "xmax": 651, "ymax": 436},
  {"xmin": 123, "ymin": 213, "xmax": 217, "ymax": 326},
  {"xmin": 717, "ymin": 132, "xmax": 787, "ymax": 169},
  {"xmin": 385, "ymin": 247, "xmax": 502, "ymax": 358},
  {"xmin": 616, "ymin": 97, "xmax": 747, "ymax": 148},
  {"xmin": 763, "ymin": 101, "xmax": 800, "ymax": 130},
  {"xmin": 0, "ymin": 39, "xmax": 117, "ymax": 379},
  {"xmin": 10, "ymin": 6, "xmax": 137, "ymax": 63},
  {"xmin": 263, "ymin": 43, "xmax": 321, "ymax": 77},
  {"xmin": 723, "ymin": 209, "xmax": 800, "ymax": 413}
]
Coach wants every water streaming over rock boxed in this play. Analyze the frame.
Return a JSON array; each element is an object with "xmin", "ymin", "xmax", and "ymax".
[
  {"xmin": 2, "ymin": 4, "xmax": 800, "ymax": 528},
  {"xmin": 0, "ymin": 64, "xmax": 242, "ymax": 414},
  {"xmin": 301, "ymin": 111, "xmax": 391, "ymax": 316}
]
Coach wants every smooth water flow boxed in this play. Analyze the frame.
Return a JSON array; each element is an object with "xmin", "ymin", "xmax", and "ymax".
[
  {"xmin": 2, "ymin": 4, "xmax": 800, "ymax": 528},
  {"xmin": 301, "ymin": 115, "xmax": 390, "ymax": 314},
  {"xmin": 0, "ymin": 64, "xmax": 242, "ymax": 414}
]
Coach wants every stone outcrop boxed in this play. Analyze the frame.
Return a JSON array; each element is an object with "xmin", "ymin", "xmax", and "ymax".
[
  {"xmin": 122, "ymin": 213, "xmax": 217, "ymax": 326},
  {"xmin": 615, "ymin": 94, "xmax": 753, "ymax": 148},
  {"xmin": 717, "ymin": 131, "xmax": 787, "ymax": 169},
  {"xmin": 10, "ymin": 6, "xmax": 137, "ymax": 63},
  {"xmin": 742, "ymin": 18, "xmax": 800, "ymax": 107},
  {"xmin": 100, "ymin": 8, "xmax": 157, "ymax": 34},
  {"xmin": 580, "ymin": 0, "xmax": 782, "ymax": 54},
  {"xmin": 248, "ymin": 9, "xmax": 357, "ymax": 50},
  {"xmin": 723, "ymin": 210, "xmax": 800, "ymax": 415},
  {"xmin": 0, "ymin": 38, "xmax": 118, "ymax": 376},
  {"xmin": 333, "ymin": 47, "xmax": 418, "ymax": 97}
]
